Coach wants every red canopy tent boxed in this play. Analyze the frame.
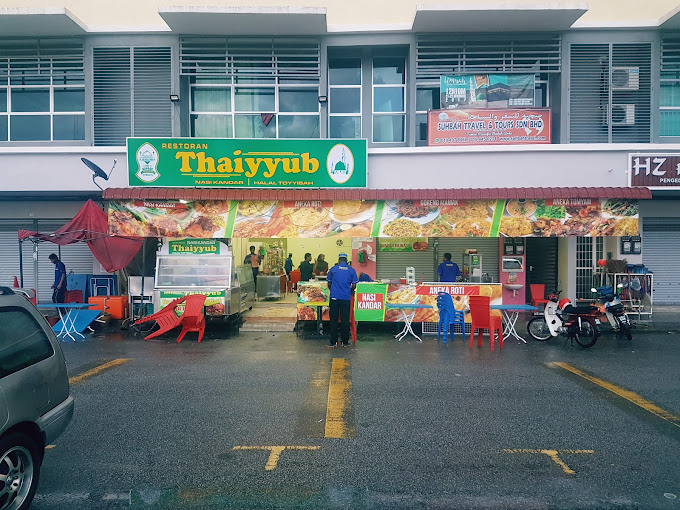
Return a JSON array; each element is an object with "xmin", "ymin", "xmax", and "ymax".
[{"xmin": 18, "ymin": 199, "xmax": 142, "ymax": 274}]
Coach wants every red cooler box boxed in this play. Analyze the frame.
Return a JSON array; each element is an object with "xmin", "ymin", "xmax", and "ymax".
[{"xmin": 87, "ymin": 296, "xmax": 129, "ymax": 319}]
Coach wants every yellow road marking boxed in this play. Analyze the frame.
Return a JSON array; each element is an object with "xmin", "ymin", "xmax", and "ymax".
[
  {"xmin": 547, "ymin": 362, "xmax": 680, "ymax": 429},
  {"xmin": 325, "ymin": 358, "xmax": 353, "ymax": 439},
  {"xmin": 69, "ymin": 358, "xmax": 131, "ymax": 385},
  {"xmin": 232, "ymin": 446, "xmax": 320, "ymax": 471},
  {"xmin": 504, "ymin": 449, "xmax": 593, "ymax": 474}
]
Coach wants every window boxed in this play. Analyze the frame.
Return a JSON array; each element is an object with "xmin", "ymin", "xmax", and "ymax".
[
  {"xmin": 660, "ymin": 34, "xmax": 680, "ymax": 137},
  {"xmin": 0, "ymin": 39, "xmax": 84, "ymax": 142},
  {"xmin": 329, "ymin": 58, "xmax": 361, "ymax": 138},
  {"xmin": 0, "ymin": 307, "xmax": 54, "ymax": 378},
  {"xmin": 182, "ymin": 38, "xmax": 320, "ymax": 139},
  {"xmin": 372, "ymin": 57, "xmax": 405, "ymax": 143}
]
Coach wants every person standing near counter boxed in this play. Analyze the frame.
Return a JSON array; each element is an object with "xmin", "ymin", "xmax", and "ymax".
[
  {"xmin": 299, "ymin": 253, "xmax": 314, "ymax": 282},
  {"xmin": 314, "ymin": 254, "xmax": 329, "ymax": 275},
  {"xmin": 437, "ymin": 253, "xmax": 461, "ymax": 282},
  {"xmin": 327, "ymin": 253, "xmax": 358, "ymax": 348},
  {"xmin": 244, "ymin": 245, "xmax": 263, "ymax": 287},
  {"xmin": 284, "ymin": 253, "xmax": 293, "ymax": 278}
]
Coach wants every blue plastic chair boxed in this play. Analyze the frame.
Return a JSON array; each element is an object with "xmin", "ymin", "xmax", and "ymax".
[{"xmin": 436, "ymin": 292, "xmax": 466, "ymax": 343}]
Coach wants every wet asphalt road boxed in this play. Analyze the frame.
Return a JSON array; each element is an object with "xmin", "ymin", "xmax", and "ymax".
[{"xmin": 31, "ymin": 322, "xmax": 679, "ymax": 510}]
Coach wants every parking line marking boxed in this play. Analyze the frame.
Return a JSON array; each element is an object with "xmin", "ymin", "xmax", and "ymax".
[
  {"xmin": 232, "ymin": 446, "xmax": 320, "ymax": 471},
  {"xmin": 547, "ymin": 362, "xmax": 680, "ymax": 429},
  {"xmin": 504, "ymin": 449, "xmax": 593, "ymax": 474},
  {"xmin": 325, "ymin": 358, "xmax": 354, "ymax": 439},
  {"xmin": 69, "ymin": 358, "xmax": 131, "ymax": 385}
]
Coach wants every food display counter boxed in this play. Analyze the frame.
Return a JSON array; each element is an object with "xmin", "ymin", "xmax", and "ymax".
[{"xmin": 154, "ymin": 239, "xmax": 253, "ymax": 318}]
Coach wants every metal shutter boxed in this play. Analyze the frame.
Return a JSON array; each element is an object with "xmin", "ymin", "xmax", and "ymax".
[
  {"xmin": 526, "ymin": 237, "xmax": 558, "ymax": 296},
  {"xmin": 376, "ymin": 239, "xmax": 435, "ymax": 282},
  {"xmin": 133, "ymin": 47, "xmax": 172, "ymax": 137},
  {"xmin": 93, "ymin": 47, "xmax": 131, "ymax": 146},
  {"xmin": 416, "ymin": 33, "xmax": 561, "ymax": 81},
  {"xmin": 179, "ymin": 37, "xmax": 320, "ymax": 80},
  {"xmin": 94, "ymin": 46, "xmax": 173, "ymax": 145},
  {"xmin": 35, "ymin": 220, "xmax": 97, "ymax": 304},
  {"xmin": 569, "ymin": 43, "xmax": 651, "ymax": 143},
  {"xmin": 436, "ymin": 238, "xmax": 499, "ymax": 283},
  {"xmin": 0, "ymin": 220, "xmax": 36, "ymax": 291},
  {"xmin": 0, "ymin": 38, "xmax": 84, "ymax": 81},
  {"xmin": 643, "ymin": 218, "xmax": 680, "ymax": 304}
]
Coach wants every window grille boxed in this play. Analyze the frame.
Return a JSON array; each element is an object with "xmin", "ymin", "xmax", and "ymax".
[{"xmin": 660, "ymin": 32, "xmax": 680, "ymax": 137}]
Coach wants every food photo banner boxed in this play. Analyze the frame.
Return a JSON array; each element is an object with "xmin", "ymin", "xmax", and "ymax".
[
  {"xmin": 440, "ymin": 74, "xmax": 535, "ymax": 109},
  {"xmin": 127, "ymin": 138, "xmax": 367, "ymax": 189},
  {"xmin": 108, "ymin": 198, "xmax": 639, "ymax": 238},
  {"xmin": 428, "ymin": 108, "xmax": 551, "ymax": 146}
]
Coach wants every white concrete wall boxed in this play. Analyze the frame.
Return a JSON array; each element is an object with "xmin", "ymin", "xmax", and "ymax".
[{"xmin": 6, "ymin": 144, "xmax": 680, "ymax": 193}]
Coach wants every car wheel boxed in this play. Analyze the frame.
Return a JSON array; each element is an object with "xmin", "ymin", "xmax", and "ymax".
[{"xmin": 0, "ymin": 432, "xmax": 41, "ymax": 510}]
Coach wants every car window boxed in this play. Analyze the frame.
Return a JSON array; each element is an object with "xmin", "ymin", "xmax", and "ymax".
[{"xmin": 0, "ymin": 306, "xmax": 54, "ymax": 378}]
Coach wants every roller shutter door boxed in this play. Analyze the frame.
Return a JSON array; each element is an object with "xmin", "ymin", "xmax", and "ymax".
[
  {"xmin": 643, "ymin": 218, "xmax": 680, "ymax": 304},
  {"xmin": 0, "ymin": 220, "xmax": 36, "ymax": 291},
  {"xmin": 376, "ymin": 239, "xmax": 435, "ymax": 282},
  {"xmin": 35, "ymin": 220, "xmax": 97, "ymax": 303},
  {"xmin": 436, "ymin": 238, "xmax": 500, "ymax": 283}
]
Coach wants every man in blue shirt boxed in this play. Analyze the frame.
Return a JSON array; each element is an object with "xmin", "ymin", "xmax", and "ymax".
[
  {"xmin": 358, "ymin": 272, "xmax": 373, "ymax": 282},
  {"xmin": 326, "ymin": 253, "xmax": 358, "ymax": 347},
  {"xmin": 284, "ymin": 253, "xmax": 293, "ymax": 278},
  {"xmin": 437, "ymin": 253, "xmax": 461, "ymax": 282},
  {"xmin": 49, "ymin": 253, "xmax": 67, "ymax": 304}
]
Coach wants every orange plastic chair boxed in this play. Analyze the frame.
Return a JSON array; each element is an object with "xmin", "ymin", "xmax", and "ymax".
[
  {"xmin": 469, "ymin": 295, "xmax": 503, "ymax": 351},
  {"xmin": 176, "ymin": 294, "xmax": 207, "ymax": 343},
  {"xmin": 136, "ymin": 297, "xmax": 185, "ymax": 341},
  {"xmin": 530, "ymin": 284, "xmax": 550, "ymax": 309},
  {"xmin": 288, "ymin": 269, "xmax": 301, "ymax": 293}
]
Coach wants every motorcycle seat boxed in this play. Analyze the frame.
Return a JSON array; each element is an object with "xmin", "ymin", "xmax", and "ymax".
[{"xmin": 563, "ymin": 305, "xmax": 597, "ymax": 315}]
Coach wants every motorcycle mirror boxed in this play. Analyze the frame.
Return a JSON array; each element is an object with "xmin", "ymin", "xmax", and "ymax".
[{"xmin": 591, "ymin": 288, "xmax": 597, "ymax": 293}]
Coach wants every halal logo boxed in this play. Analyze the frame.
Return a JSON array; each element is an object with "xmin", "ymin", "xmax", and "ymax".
[
  {"xmin": 327, "ymin": 144, "xmax": 354, "ymax": 184},
  {"xmin": 135, "ymin": 142, "xmax": 160, "ymax": 183}
]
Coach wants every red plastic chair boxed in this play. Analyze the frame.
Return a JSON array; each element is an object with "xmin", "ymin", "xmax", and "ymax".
[
  {"xmin": 136, "ymin": 297, "xmax": 185, "ymax": 341},
  {"xmin": 469, "ymin": 295, "xmax": 503, "ymax": 351},
  {"xmin": 176, "ymin": 294, "xmax": 207, "ymax": 343},
  {"xmin": 288, "ymin": 269, "xmax": 301, "ymax": 293},
  {"xmin": 530, "ymin": 284, "xmax": 550, "ymax": 309},
  {"xmin": 64, "ymin": 290, "xmax": 83, "ymax": 303}
]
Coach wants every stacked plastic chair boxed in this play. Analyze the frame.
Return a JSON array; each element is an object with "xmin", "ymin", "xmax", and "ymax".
[
  {"xmin": 135, "ymin": 294, "xmax": 207, "ymax": 342},
  {"xmin": 436, "ymin": 292, "xmax": 466, "ymax": 343},
  {"xmin": 469, "ymin": 295, "xmax": 503, "ymax": 351}
]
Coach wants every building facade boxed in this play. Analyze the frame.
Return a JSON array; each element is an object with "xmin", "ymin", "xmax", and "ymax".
[{"xmin": 1, "ymin": 1, "xmax": 679, "ymax": 304}]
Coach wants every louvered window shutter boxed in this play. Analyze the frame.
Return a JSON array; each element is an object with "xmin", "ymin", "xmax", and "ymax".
[
  {"xmin": 93, "ymin": 46, "xmax": 172, "ymax": 146},
  {"xmin": 659, "ymin": 33, "xmax": 680, "ymax": 137},
  {"xmin": 569, "ymin": 43, "xmax": 651, "ymax": 143}
]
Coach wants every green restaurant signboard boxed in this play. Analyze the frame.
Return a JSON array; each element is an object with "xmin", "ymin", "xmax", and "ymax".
[
  {"xmin": 127, "ymin": 138, "xmax": 367, "ymax": 189},
  {"xmin": 168, "ymin": 238, "xmax": 221, "ymax": 255}
]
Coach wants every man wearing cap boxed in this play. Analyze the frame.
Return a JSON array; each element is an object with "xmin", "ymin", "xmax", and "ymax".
[{"xmin": 326, "ymin": 253, "xmax": 358, "ymax": 348}]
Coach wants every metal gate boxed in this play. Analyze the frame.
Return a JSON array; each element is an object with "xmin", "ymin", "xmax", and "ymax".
[
  {"xmin": 643, "ymin": 218, "xmax": 680, "ymax": 304},
  {"xmin": 375, "ymin": 239, "xmax": 435, "ymax": 282},
  {"xmin": 436, "ymin": 238, "xmax": 499, "ymax": 283}
]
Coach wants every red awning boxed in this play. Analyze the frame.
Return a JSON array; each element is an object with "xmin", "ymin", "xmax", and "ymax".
[
  {"xmin": 18, "ymin": 199, "xmax": 142, "ymax": 273},
  {"xmin": 102, "ymin": 187, "xmax": 652, "ymax": 201}
]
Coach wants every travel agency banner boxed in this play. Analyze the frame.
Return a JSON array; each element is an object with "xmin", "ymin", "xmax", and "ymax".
[
  {"xmin": 127, "ymin": 138, "xmax": 367, "ymax": 189},
  {"xmin": 108, "ymin": 198, "xmax": 639, "ymax": 238},
  {"xmin": 440, "ymin": 74, "xmax": 535, "ymax": 109},
  {"xmin": 428, "ymin": 108, "xmax": 551, "ymax": 146}
]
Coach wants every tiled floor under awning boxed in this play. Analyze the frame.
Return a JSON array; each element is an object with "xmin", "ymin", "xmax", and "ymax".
[{"xmin": 240, "ymin": 293, "xmax": 298, "ymax": 332}]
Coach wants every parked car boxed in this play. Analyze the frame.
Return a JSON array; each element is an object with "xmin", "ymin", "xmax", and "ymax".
[{"xmin": 0, "ymin": 287, "xmax": 74, "ymax": 509}]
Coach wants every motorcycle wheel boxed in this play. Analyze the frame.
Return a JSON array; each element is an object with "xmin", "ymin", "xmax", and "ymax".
[
  {"xmin": 619, "ymin": 320, "xmax": 633, "ymax": 341},
  {"xmin": 527, "ymin": 317, "xmax": 552, "ymax": 341},
  {"xmin": 574, "ymin": 318, "xmax": 599, "ymax": 348}
]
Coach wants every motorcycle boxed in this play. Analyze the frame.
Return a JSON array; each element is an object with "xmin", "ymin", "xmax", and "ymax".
[
  {"xmin": 591, "ymin": 285, "xmax": 633, "ymax": 341},
  {"xmin": 527, "ymin": 290, "xmax": 601, "ymax": 348}
]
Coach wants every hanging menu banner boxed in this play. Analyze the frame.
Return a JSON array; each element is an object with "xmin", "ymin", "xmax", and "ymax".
[{"xmin": 127, "ymin": 138, "xmax": 367, "ymax": 189}]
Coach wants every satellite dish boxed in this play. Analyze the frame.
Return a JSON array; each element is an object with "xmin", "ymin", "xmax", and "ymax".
[{"xmin": 82, "ymin": 157, "xmax": 117, "ymax": 191}]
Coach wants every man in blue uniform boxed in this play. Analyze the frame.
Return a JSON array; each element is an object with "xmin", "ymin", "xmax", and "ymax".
[
  {"xmin": 326, "ymin": 253, "xmax": 358, "ymax": 347},
  {"xmin": 49, "ymin": 253, "xmax": 67, "ymax": 304},
  {"xmin": 437, "ymin": 253, "xmax": 461, "ymax": 282}
]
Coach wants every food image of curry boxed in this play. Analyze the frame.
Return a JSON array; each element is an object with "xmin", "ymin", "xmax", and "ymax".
[
  {"xmin": 109, "ymin": 209, "xmax": 150, "ymax": 236},
  {"xmin": 506, "ymin": 200, "xmax": 537, "ymax": 218},
  {"xmin": 499, "ymin": 217, "xmax": 533, "ymax": 237},
  {"xmin": 412, "ymin": 240, "xmax": 429, "ymax": 250},
  {"xmin": 383, "ymin": 218, "xmax": 422, "ymax": 237},
  {"xmin": 386, "ymin": 285, "xmax": 417, "ymax": 305},
  {"xmin": 193, "ymin": 201, "xmax": 231, "ymax": 215},
  {"xmin": 237, "ymin": 200, "xmax": 277, "ymax": 217},
  {"xmin": 183, "ymin": 215, "xmax": 224, "ymax": 238},
  {"xmin": 298, "ymin": 285, "xmax": 327, "ymax": 303},
  {"xmin": 297, "ymin": 305, "xmax": 317, "ymax": 321},
  {"xmin": 452, "ymin": 219, "xmax": 491, "ymax": 237},
  {"xmin": 394, "ymin": 200, "xmax": 432, "ymax": 218},
  {"xmin": 532, "ymin": 219, "xmax": 566, "ymax": 237},
  {"xmin": 612, "ymin": 218, "xmax": 639, "ymax": 236}
]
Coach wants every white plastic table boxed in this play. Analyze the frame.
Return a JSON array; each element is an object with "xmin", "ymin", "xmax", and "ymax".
[
  {"xmin": 37, "ymin": 303, "xmax": 97, "ymax": 342},
  {"xmin": 490, "ymin": 304, "xmax": 538, "ymax": 343},
  {"xmin": 386, "ymin": 303, "xmax": 433, "ymax": 342}
]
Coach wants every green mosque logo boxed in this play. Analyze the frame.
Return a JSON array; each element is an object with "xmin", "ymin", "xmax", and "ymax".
[{"xmin": 327, "ymin": 144, "xmax": 354, "ymax": 184}]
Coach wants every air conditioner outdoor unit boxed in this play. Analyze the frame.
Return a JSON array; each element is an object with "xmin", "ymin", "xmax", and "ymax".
[
  {"xmin": 603, "ymin": 104, "xmax": 635, "ymax": 126},
  {"xmin": 611, "ymin": 66, "xmax": 640, "ymax": 91}
]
